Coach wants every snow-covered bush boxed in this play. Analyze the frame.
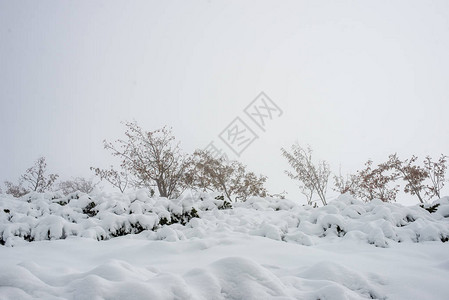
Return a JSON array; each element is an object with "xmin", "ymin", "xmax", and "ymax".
[
  {"xmin": 1, "ymin": 192, "xmax": 448, "ymax": 248},
  {"xmin": 0, "ymin": 190, "xmax": 224, "ymax": 246},
  {"xmin": 234, "ymin": 194, "xmax": 449, "ymax": 247}
]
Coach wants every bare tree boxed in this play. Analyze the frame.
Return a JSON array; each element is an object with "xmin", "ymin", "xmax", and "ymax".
[
  {"xmin": 102, "ymin": 122, "xmax": 188, "ymax": 198},
  {"xmin": 22, "ymin": 157, "xmax": 59, "ymax": 192},
  {"xmin": 231, "ymin": 162, "xmax": 268, "ymax": 201},
  {"xmin": 58, "ymin": 177, "xmax": 99, "ymax": 195},
  {"xmin": 91, "ymin": 166, "xmax": 129, "ymax": 193},
  {"xmin": 3, "ymin": 181, "xmax": 28, "ymax": 197},
  {"xmin": 424, "ymin": 154, "xmax": 447, "ymax": 200},
  {"xmin": 343, "ymin": 159, "xmax": 399, "ymax": 203},
  {"xmin": 333, "ymin": 171, "xmax": 357, "ymax": 195},
  {"xmin": 184, "ymin": 150, "xmax": 222, "ymax": 193},
  {"xmin": 335, "ymin": 154, "xmax": 447, "ymax": 203},
  {"xmin": 281, "ymin": 144, "xmax": 330, "ymax": 206},
  {"xmin": 385, "ymin": 154, "xmax": 427, "ymax": 203},
  {"xmin": 4, "ymin": 157, "xmax": 58, "ymax": 197},
  {"xmin": 187, "ymin": 150, "xmax": 267, "ymax": 202}
]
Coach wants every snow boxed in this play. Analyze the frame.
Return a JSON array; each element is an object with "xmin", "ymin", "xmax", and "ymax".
[{"xmin": 1, "ymin": 192, "xmax": 449, "ymax": 299}]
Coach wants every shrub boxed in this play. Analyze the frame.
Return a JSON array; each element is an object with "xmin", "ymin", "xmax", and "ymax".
[
  {"xmin": 3, "ymin": 181, "xmax": 28, "ymax": 198},
  {"xmin": 101, "ymin": 122, "xmax": 189, "ymax": 198},
  {"xmin": 91, "ymin": 166, "xmax": 129, "ymax": 193},
  {"xmin": 385, "ymin": 154, "xmax": 427, "ymax": 203},
  {"xmin": 334, "ymin": 153, "xmax": 448, "ymax": 203},
  {"xmin": 281, "ymin": 144, "xmax": 330, "ymax": 206},
  {"xmin": 335, "ymin": 159, "xmax": 399, "ymax": 203},
  {"xmin": 186, "ymin": 150, "xmax": 267, "ymax": 202},
  {"xmin": 58, "ymin": 177, "xmax": 98, "ymax": 195},
  {"xmin": 424, "ymin": 155, "xmax": 447, "ymax": 200},
  {"xmin": 4, "ymin": 157, "xmax": 58, "ymax": 197}
]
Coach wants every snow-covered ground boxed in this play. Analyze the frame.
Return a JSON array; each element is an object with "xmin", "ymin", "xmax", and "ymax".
[{"xmin": 1, "ymin": 192, "xmax": 449, "ymax": 300}]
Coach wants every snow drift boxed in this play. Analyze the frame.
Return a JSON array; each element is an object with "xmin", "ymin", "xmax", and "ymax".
[
  {"xmin": 1, "ymin": 191, "xmax": 448, "ymax": 248},
  {"xmin": 1, "ymin": 192, "xmax": 449, "ymax": 299}
]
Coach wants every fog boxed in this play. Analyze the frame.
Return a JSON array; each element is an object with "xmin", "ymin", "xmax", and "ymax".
[{"xmin": 1, "ymin": 0, "xmax": 449, "ymax": 204}]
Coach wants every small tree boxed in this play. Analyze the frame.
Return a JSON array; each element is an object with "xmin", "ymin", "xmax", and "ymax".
[
  {"xmin": 91, "ymin": 166, "xmax": 129, "ymax": 193},
  {"xmin": 187, "ymin": 150, "xmax": 267, "ymax": 202},
  {"xmin": 183, "ymin": 150, "xmax": 221, "ymax": 193},
  {"xmin": 22, "ymin": 157, "xmax": 59, "ymax": 192},
  {"xmin": 336, "ymin": 154, "xmax": 447, "ymax": 203},
  {"xmin": 386, "ymin": 154, "xmax": 427, "ymax": 203},
  {"xmin": 281, "ymin": 144, "xmax": 330, "ymax": 206},
  {"xmin": 424, "ymin": 155, "xmax": 447, "ymax": 200},
  {"xmin": 231, "ymin": 162, "xmax": 268, "ymax": 201},
  {"xmin": 4, "ymin": 157, "xmax": 58, "ymax": 197},
  {"xmin": 333, "ymin": 172, "xmax": 357, "ymax": 195},
  {"xmin": 103, "ymin": 122, "xmax": 188, "ymax": 198},
  {"xmin": 339, "ymin": 159, "xmax": 399, "ymax": 203},
  {"xmin": 58, "ymin": 177, "xmax": 98, "ymax": 195},
  {"xmin": 3, "ymin": 181, "xmax": 28, "ymax": 198}
]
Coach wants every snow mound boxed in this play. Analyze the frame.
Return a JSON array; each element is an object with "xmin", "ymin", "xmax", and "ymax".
[
  {"xmin": 1, "ymin": 192, "xmax": 449, "ymax": 248},
  {"xmin": 233, "ymin": 195, "xmax": 449, "ymax": 247},
  {"xmin": 0, "ymin": 191, "xmax": 225, "ymax": 246},
  {"xmin": 0, "ymin": 255, "xmax": 387, "ymax": 300}
]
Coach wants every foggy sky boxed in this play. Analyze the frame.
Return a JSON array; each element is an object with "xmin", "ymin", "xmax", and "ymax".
[{"xmin": 1, "ymin": 0, "xmax": 449, "ymax": 204}]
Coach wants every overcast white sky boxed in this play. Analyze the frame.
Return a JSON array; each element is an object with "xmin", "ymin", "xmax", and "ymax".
[{"xmin": 1, "ymin": 0, "xmax": 449, "ymax": 204}]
